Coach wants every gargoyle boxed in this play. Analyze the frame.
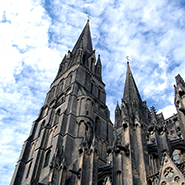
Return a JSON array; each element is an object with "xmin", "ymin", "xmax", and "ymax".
[
  {"xmin": 69, "ymin": 168, "xmax": 81, "ymax": 179},
  {"xmin": 116, "ymin": 144, "xmax": 129, "ymax": 156}
]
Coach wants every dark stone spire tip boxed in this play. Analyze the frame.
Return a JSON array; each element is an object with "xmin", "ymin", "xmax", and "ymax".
[{"xmin": 123, "ymin": 62, "xmax": 142, "ymax": 105}]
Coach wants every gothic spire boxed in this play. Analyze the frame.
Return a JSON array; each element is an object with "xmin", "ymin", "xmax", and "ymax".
[
  {"xmin": 150, "ymin": 106, "xmax": 158, "ymax": 125},
  {"xmin": 123, "ymin": 62, "xmax": 142, "ymax": 105},
  {"xmin": 72, "ymin": 20, "xmax": 93, "ymax": 56},
  {"xmin": 95, "ymin": 54, "xmax": 102, "ymax": 80},
  {"xmin": 114, "ymin": 101, "xmax": 121, "ymax": 128},
  {"xmin": 96, "ymin": 54, "xmax": 102, "ymax": 66},
  {"xmin": 53, "ymin": 21, "xmax": 94, "ymax": 82},
  {"xmin": 115, "ymin": 101, "xmax": 120, "ymax": 111}
]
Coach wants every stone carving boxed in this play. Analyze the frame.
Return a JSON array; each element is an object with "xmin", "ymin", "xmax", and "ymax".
[
  {"xmin": 147, "ymin": 173, "xmax": 159, "ymax": 185},
  {"xmin": 164, "ymin": 167, "xmax": 174, "ymax": 179},
  {"xmin": 117, "ymin": 134, "xmax": 122, "ymax": 145},
  {"xmin": 116, "ymin": 144, "xmax": 129, "ymax": 156},
  {"xmin": 151, "ymin": 138, "xmax": 155, "ymax": 143},
  {"xmin": 69, "ymin": 168, "xmax": 81, "ymax": 179},
  {"xmin": 148, "ymin": 126, "xmax": 155, "ymax": 135},
  {"xmin": 50, "ymin": 147, "xmax": 63, "ymax": 170},
  {"xmin": 103, "ymin": 176, "xmax": 112, "ymax": 185},
  {"xmin": 157, "ymin": 126, "xmax": 165, "ymax": 135},
  {"xmin": 174, "ymin": 176, "xmax": 180, "ymax": 182}
]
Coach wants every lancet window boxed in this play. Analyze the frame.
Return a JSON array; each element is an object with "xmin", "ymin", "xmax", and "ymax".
[{"xmin": 44, "ymin": 150, "xmax": 51, "ymax": 168}]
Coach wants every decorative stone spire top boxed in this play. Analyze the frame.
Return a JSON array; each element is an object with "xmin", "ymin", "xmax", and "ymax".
[
  {"xmin": 123, "ymin": 62, "xmax": 142, "ymax": 105},
  {"xmin": 150, "ymin": 106, "xmax": 158, "ymax": 125},
  {"xmin": 95, "ymin": 54, "xmax": 102, "ymax": 80},
  {"xmin": 96, "ymin": 54, "xmax": 102, "ymax": 66},
  {"xmin": 115, "ymin": 101, "xmax": 120, "ymax": 111},
  {"xmin": 175, "ymin": 74, "xmax": 185, "ymax": 86},
  {"xmin": 72, "ymin": 20, "xmax": 93, "ymax": 56}
]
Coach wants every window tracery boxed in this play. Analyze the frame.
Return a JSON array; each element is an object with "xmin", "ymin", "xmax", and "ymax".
[
  {"xmin": 163, "ymin": 167, "xmax": 174, "ymax": 179},
  {"xmin": 44, "ymin": 150, "xmax": 51, "ymax": 168}
]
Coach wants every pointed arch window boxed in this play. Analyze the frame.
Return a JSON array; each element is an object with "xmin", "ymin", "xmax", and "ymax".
[
  {"xmin": 95, "ymin": 117, "xmax": 100, "ymax": 134},
  {"xmin": 69, "ymin": 74, "xmax": 72, "ymax": 84},
  {"xmin": 91, "ymin": 80, "xmax": 95, "ymax": 94},
  {"xmin": 26, "ymin": 161, "xmax": 32, "ymax": 179},
  {"xmin": 59, "ymin": 65, "xmax": 63, "ymax": 73},
  {"xmin": 85, "ymin": 124, "xmax": 88, "ymax": 131},
  {"xmin": 98, "ymin": 89, "xmax": 101, "ymax": 99},
  {"xmin": 44, "ymin": 150, "xmax": 51, "ymax": 168},
  {"xmin": 90, "ymin": 58, "xmax": 93, "ymax": 71},
  {"xmin": 98, "ymin": 86, "xmax": 103, "ymax": 100},
  {"xmin": 40, "ymin": 106, "xmax": 48, "ymax": 118},
  {"xmin": 57, "ymin": 80, "xmax": 64, "ymax": 94},
  {"xmin": 91, "ymin": 83, "xmax": 93, "ymax": 93},
  {"xmin": 39, "ymin": 120, "xmax": 45, "ymax": 136},
  {"xmin": 41, "ymin": 120, "xmax": 45, "ymax": 128},
  {"xmin": 54, "ymin": 109, "xmax": 61, "ymax": 124},
  {"xmin": 78, "ymin": 120, "xmax": 85, "ymax": 137},
  {"xmin": 48, "ymin": 87, "xmax": 55, "ymax": 102},
  {"xmin": 58, "ymin": 94, "xmax": 65, "ymax": 105},
  {"xmin": 30, "ymin": 142, "xmax": 35, "ymax": 158},
  {"xmin": 89, "ymin": 57, "xmax": 94, "ymax": 72},
  {"xmin": 83, "ymin": 54, "xmax": 86, "ymax": 65},
  {"xmin": 149, "ymin": 154, "xmax": 159, "ymax": 173},
  {"xmin": 61, "ymin": 81, "xmax": 64, "ymax": 90}
]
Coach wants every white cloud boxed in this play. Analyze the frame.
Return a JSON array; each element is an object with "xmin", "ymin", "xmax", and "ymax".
[
  {"xmin": 0, "ymin": 0, "xmax": 62, "ymax": 184},
  {"xmin": 158, "ymin": 104, "xmax": 177, "ymax": 119}
]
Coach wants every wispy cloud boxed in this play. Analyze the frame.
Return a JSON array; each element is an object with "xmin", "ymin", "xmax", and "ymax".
[{"xmin": 0, "ymin": 0, "xmax": 185, "ymax": 184}]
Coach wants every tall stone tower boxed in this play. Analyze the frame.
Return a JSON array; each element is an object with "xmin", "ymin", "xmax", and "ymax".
[
  {"xmin": 11, "ymin": 20, "xmax": 113, "ymax": 185},
  {"xmin": 113, "ymin": 62, "xmax": 150, "ymax": 184}
]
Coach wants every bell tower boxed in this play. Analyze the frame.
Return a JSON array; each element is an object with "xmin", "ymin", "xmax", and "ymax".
[
  {"xmin": 112, "ymin": 62, "xmax": 150, "ymax": 185},
  {"xmin": 10, "ymin": 20, "xmax": 113, "ymax": 185}
]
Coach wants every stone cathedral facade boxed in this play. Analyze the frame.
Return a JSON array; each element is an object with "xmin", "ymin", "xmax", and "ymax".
[{"xmin": 11, "ymin": 21, "xmax": 185, "ymax": 185}]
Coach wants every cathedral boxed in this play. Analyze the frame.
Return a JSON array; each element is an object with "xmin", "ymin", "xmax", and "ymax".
[{"xmin": 11, "ymin": 20, "xmax": 185, "ymax": 185}]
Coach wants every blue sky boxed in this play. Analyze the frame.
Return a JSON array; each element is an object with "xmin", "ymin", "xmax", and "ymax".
[{"xmin": 0, "ymin": 0, "xmax": 185, "ymax": 184}]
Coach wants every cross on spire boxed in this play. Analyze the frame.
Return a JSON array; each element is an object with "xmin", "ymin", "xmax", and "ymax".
[
  {"xmin": 86, "ymin": 14, "xmax": 91, "ymax": 21},
  {"xmin": 126, "ymin": 56, "xmax": 129, "ymax": 63}
]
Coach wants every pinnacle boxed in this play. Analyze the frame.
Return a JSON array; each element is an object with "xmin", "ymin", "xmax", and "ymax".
[
  {"xmin": 150, "ymin": 106, "xmax": 158, "ymax": 125},
  {"xmin": 175, "ymin": 74, "xmax": 185, "ymax": 86},
  {"xmin": 115, "ymin": 101, "xmax": 120, "ymax": 110},
  {"xmin": 96, "ymin": 54, "xmax": 101, "ymax": 66},
  {"xmin": 150, "ymin": 106, "xmax": 156, "ymax": 114}
]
